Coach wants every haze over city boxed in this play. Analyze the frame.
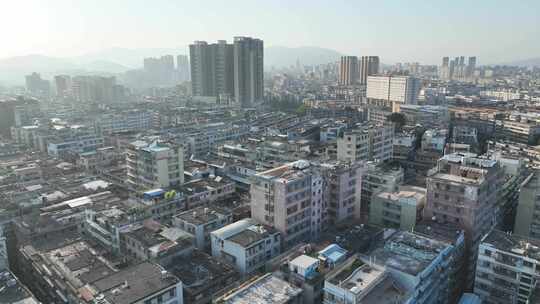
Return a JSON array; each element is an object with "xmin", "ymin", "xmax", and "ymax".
[
  {"xmin": 2, "ymin": 0, "xmax": 540, "ymax": 64},
  {"xmin": 1, "ymin": 2, "xmax": 540, "ymax": 304}
]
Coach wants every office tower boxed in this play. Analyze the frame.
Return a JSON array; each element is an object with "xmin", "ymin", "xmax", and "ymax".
[
  {"xmin": 71, "ymin": 76, "xmax": 93, "ymax": 103},
  {"xmin": 366, "ymin": 75, "xmax": 421, "ymax": 111},
  {"xmin": 250, "ymin": 160, "xmax": 324, "ymax": 248},
  {"xmin": 451, "ymin": 56, "xmax": 460, "ymax": 78},
  {"xmin": 143, "ymin": 55, "xmax": 176, "ymax": 86},
  {"xmin": 143, "ymin": 57, "xmax": 158, "ymax": 71},
  {"xmin": 143, "ymin": 55, "xmax": 174, "ymax": 72},
  {"xmin": 339, "ymin": 56, "xmax": 359, "ymax": 85},
  {"xmin": 474, "ymin": 230, "xmax": 540, "ymax": 304},
  {"xmin": 161, "ymin": 55, "xmax": 175, "ymax": 71},
  {"xmin": 215, "ymin": 40, "xmax": 235, "ymax": 98},
  {"xmin": 442, "ymin": 56, "xmax": 449, "ymax": 66},
  {"xmin": 449, "ymin": 59, "xmax": 456, "ymax": 79},
  {"xmin": 440, "ymin": 57, "xmax": 450, "ymax": 79},
  {"xmin": 54, "ymin": 75, "xmax": 71, "ymax": 97},
  {"xmin": 455, "ymin": 56, "xmax": 466, "ymax": 79},
  {"xmin": 295, "ymin": 58, "xmax": 302, "ymax": 73},
  {"xmin": 409, "ymin": 62, "xmax": 420, "ymax": 75},
  {"xmin": 233, "ymin": 36, "xmax": 264, "ymax": 107},
  {"xmin": 0, "ymin": 101, "xmax": 15, "ymax": 138},
  {"xmin": 0, "ymin": 97, "xmax": 40, "ymax": 138},
  {"xmin": 112, "ymin": 84, "xmax": 126, "ymax": 102},
  {"xmin": 176, "ymin": 54, "xmax": 190, "ymax": 82},
  {"xmin": 71, "ymin": 76, "xmax": 117, "ymax": 104},
  {"xmin": 189, "ymin": 40, "xmax": 235, "ymax": 98},
  {"xmin": 126, "ymin": 140, "xmax": 184, "ymax": 190},
  {"xmin": 425, "ymin": 153, "xmax": 503, "ymax": 290},
  {"xmin": 190, "ymin": 41, "xmax": 213, "ymax": 96},
  {"xmin": 25, "ymin": 72, "xmax": 50, "ymax": 96},
  {"xmin": 359, "ymin": 56, "xmax": 379, "ymax": 85},
  {"xmin": 93, "ymin": 76, "xmax": 116, "ymax": 103},
  {"xmin": 466, "ymin": 56, "xmax": 477, "ymax": 78}
]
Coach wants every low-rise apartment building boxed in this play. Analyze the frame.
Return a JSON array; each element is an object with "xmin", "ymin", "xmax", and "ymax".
[
  {"xmin": 126, "ymin": 140, "xmax": 184, "ymax": 190},
  {"xmin": 369, "ymin": 185, "xmax": 426, "ymax": 230},
  {"xmin": 251, "ymin": 160, "xmax": 325, "ymax": 247},
  {"xmin": 18, "ymin": 239, "xmax": 183, "ymax": 304},
  {"xmin": 368, "ymin": 231, "xmax": 455, "ymax": 304},
  {"xmin": 514, "ymin": 170, "xmax": 540, "ymax": 239},
  {"xmin": 173, "ymin": 206, "xmax": 233, "ymax": 250},
  {"xmin": 211, "ymin": 218, "xmax": 281, "ymax": 275},
  {"xmin": 360, "ymin": 162, "xmax": 404, "ymax": 221},
  {"xmin": 337, "ymin": 122, "xmax": 393, "ymax": 163},
  {"xmin": 474, "ymin": 229, "xmax": 540, "ymax": 304},
  {"xmin": 216, "ymin": 273, "xmax": 303, "ymax": 304},
  {"xmin": 425, "ymin": 152, "xmax": 503, "ymax": 289},
  {"xmin": 323, "ymin": 255, "xmax": 410, "ymax": 304},
  {"xmin": 320, "ymin": 161, "xmax": 364, "ymax": 224}
]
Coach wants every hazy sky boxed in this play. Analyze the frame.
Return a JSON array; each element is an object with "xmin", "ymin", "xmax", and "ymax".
[{"xmin": 2, "ymin": 0, "xmax": 539, "ymax": 64}]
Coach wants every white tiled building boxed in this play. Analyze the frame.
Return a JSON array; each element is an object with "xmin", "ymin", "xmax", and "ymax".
[
  {"xmin": 367, "ymin": 75, "xmax": 421, "ymax": 112},
  {"xmin": 251, "ymin": 160, "xmax": 325, "ymax": 248},
  {"xmin": 126, "ymin": 140, "xmax": 184, "ymax": 190},
  {"xmin": 211, "ymin": 218, "xmax": 281, "ymax": 275}
]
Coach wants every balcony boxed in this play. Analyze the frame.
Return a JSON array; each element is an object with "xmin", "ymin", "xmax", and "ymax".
[{"xmin": 492, "ymin": 266, "xmax": 517, "ymax": 280}]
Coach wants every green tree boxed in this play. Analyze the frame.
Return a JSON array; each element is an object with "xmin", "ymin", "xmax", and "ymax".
[
  {"xmin": 296, "ymin": 104, "xmax": 308, "ymax": 116},
  {"xmin": 387, "ymin": 112, "xmax": 407, "ymax": 132}
]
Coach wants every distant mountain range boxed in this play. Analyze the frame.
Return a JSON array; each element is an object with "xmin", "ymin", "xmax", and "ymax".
[
  {"xmin": 0, "ymin": 46, "xmax": 344, "ymax": 86},
  {"xmin": 2, "ymin": 46, "xmax": 538, "ymax": 86},
  {"xmin": 504, "ymin": 57, "xmax": 540, "ymax": 67},
  {"xmin": 265, "ymin": 46, "xmax": 342, "ymax": 67},
  {"xmin": 0, "ymin": 54, "xmax": 130, "ymax": 86},
  {"xmin": 0, "ymin": 48, "xmax": 190, "ymax": 85},
  {"xmin": 70, "ymin": 47, "xmax": 189, "ymax": 69}
]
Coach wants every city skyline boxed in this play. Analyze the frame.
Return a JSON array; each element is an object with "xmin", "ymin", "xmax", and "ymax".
[
  {"xmin": 1, "ymin": 0, "xmax": 540, "ymax": 65},
  {"xmin": 2, "ymin": 2, "xmax": 540, "ymax": 304}
]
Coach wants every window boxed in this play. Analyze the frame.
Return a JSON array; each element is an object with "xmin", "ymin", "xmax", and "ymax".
[{"xmin": 287, "ymin": 205, "xmax": 298, "ymax": 215}]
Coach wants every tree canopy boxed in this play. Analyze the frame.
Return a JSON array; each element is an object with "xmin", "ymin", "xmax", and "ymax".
[{"xmin": 387, "ymin": 112, "xmax": 407, "ymax": 132}]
